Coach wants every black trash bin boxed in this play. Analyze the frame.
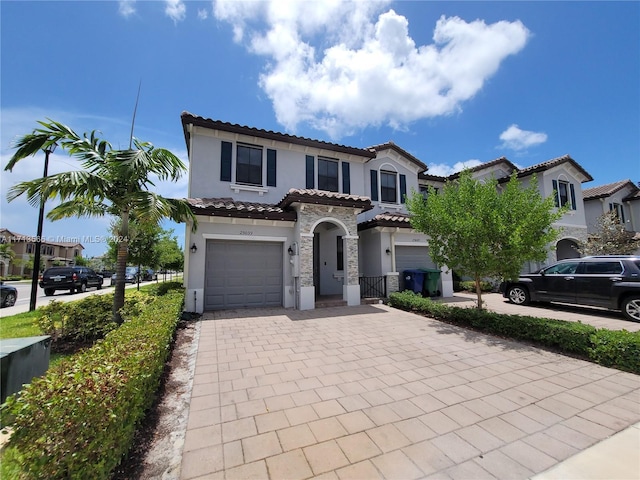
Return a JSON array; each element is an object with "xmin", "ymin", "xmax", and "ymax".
[
  {"xmin": 421, "ymin": 268, "xmax": 441, "ymax": 297},
  {"xmin": 403, "ymin": 269, "xmax": 426, "ymax": 294}
]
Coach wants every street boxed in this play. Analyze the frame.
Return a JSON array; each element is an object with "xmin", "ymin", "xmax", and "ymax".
[{"xmin": 0, "ymin": 275, "xmax": 181, "ymax": 317}]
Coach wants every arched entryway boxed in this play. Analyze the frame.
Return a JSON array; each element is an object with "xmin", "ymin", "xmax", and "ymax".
[{"xmin": 556, "ymin": 238, "xmax": 581, "ymax": 260}]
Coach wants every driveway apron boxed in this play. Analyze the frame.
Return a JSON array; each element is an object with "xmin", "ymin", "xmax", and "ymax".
[{"xmin": 179, "ymin": 304, "xmax": 640, "ymax": 480}]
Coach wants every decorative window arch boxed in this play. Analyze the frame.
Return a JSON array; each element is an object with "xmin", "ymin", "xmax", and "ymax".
[{"xmin": 370, "ymin": 164, "xmax": 407, "ymax": 204}]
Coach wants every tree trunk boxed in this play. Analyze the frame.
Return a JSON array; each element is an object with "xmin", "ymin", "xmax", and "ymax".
[
  {"xmin": 475, "ymin": 275, "xmax": 484, "ymax": 310},
  {"xmin": 113, "ymin": 210, "xmax": 129, "ymax": 324}
]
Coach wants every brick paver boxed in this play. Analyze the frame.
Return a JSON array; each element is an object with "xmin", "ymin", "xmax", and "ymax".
[{"xmin": 179, "ymin": 304, "xmax": 640, "ymax": 479}]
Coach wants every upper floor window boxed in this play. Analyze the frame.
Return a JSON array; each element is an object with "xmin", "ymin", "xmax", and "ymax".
[
  {"xmin": 306, "ymin": 156, "xmax": 350, "ymax": 193},
  {"xmin": 419, "ymin": 185, "xmax": 438, "ymax": 199},
  {"xmin": 609, "ymin": 202, "xmax": 626, "ymax": 223},
  {"xmin": 553, "ymin": 179, "xmax": 577, "ymax": 211},
  {"xmin": 370, "ymin": 169, "xmax": 406, "ymax": 204},
  {"xmin": 26, "ymin": 243, "xmax": 33, "ymax": 254},
  {"xmin": 318, "ymin": 157, "xmax": 339, "ymax": 192},
  {"xmin": 220, "ymin": 141, "xmax": 276, "ymax": 189},
  {"xmin": 381, "ymin": 171, "xmax": 397, "ymax": 203},
  {"xmin": 236, "ymin": 144, "xmax": 263, "ymax": 186}
]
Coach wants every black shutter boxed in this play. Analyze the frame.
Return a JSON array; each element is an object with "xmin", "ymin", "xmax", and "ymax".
[
  {"xmin": 552, "ymin": 179, "xmax": 559, "ymax": 207},
  {"xmin": 306, "ymin": 155, "xmax": 314, "ymax": 189},
  {"xmin": 370, "ymin": 170, "xmax": 379, "ymax": 201},
  {"xmin": 569, "ymin": 183, "xmax": 576, "ymax": 210},
  {"xmin": 267, "ymin": 149, "xmax": 277, "ymax": 187},
  {"xmin": 220, "ymin": 141, "xmax": 232, "ymax": 182},
  {"xmin": 399, "ymin": 174, "xmax": 407, "ymax": 203},
  {"xmin": 342, "ymin": 162, "xmax": 350, "ymax": 194}
]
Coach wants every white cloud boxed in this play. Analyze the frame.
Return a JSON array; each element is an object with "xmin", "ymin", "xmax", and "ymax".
[
  {"xmin": 165, "ymin": 0, "xmax": 186, "ymax": 23},
  {"xmin": 427, "ymin": 159, "xmax": 483, "ymax": 177},
  {"xmin": 499, "ymin": 124, "xmax": 547, "ymax": 151},
  {"xmin": 118, "ymin": 0, "xmax": 136, "ymax": 18},
  {"xmin": 213, "ymin": 0, "xmax": 530, "ymax": 138},
  {"xmin": 197, "ymin": 8, "xmax": 209, "ymax": 21}
]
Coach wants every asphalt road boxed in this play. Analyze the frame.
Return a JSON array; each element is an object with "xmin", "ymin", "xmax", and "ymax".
[{"xmin": 0, "ymin": 275, "xmax": 182, "ymax": 317}]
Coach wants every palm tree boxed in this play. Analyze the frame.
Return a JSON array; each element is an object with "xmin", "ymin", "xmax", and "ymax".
[
  {"xmin": 5, "ymin": 119, "xmax": 196, "ymax": 323},
  {"xmin": 0, "ymin": 243, "xmax": 15, "ymax": 277}
]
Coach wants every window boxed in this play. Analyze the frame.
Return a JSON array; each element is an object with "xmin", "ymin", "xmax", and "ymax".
[
  {"xmin": 553, "ymin": 179, "xmax": 576, "ymax": 210},
  {"xmin": 337, "ymin": 236, "xmax": 344, "ymax": 271},
  {"xmin": 381, "ymin": 171, "xmax": 397, "ymax": 203},
  {"xmin": 318, "ymin": 157, "xmax": 339, "ymax": 192},
  {"xmin": 236, "ymin": 144, "xmax": 263, "ymax": 186},
  {"xmin": 610, "ymin": 203, "xmax": 626, "ymax": 223},
  {"xmin": 544, "ymin": 262, "xmax": 578, "ymax": 275},
  {"xmin": 583, "ymin": 262, "xmax": 623, "ymax": 275},
  {"xmin": 26, "ymin": 243, "xmax": 33, "ymax": 254},
  {"xmin": 420, "ymin": 185, "xmax": 439, "ymax": 200}
]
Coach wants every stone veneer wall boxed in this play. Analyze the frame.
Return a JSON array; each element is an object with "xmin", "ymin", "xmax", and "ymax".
[{"xmin": 296, "ymin": 204, "xmax": 360, "ymax": 288}]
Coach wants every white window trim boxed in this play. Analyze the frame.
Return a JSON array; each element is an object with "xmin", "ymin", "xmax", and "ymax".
[
  {"xmin": 378, "ymin": 203, "xmax": 404, "ymax": 211},
  {"xmin": 230, "ymin": 183, "xmax": 268, "ymax": 195}
]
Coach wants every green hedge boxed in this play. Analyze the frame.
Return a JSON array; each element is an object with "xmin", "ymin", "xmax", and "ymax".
[
  {"xmin": 388, "ymin": 290, "xmax": 640, "ymax": 374},
  {"xmin": 1, "ymin": 291, "xmax": 184, "ymax": 480}
]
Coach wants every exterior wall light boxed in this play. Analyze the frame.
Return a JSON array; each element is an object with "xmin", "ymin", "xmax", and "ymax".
[
  {"xmin": 386, "ymin": 248, "xmax": 391, "ymax": 255},
  {"xmin": 190, "ymin": 243, "xmax": 197, "ymax": 254}
]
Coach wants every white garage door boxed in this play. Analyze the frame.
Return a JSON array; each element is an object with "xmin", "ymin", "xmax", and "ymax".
[
  {"xmin": 205, "ymin": 240, "xmax": 283, "ymax": 310},
  {"xmin": 396, "ymin": 246, "xmax": 436, "ymax": 290}
]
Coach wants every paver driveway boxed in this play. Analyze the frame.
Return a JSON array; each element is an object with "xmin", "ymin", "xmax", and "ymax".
[{"xmin": 180, "ymin": 304, "xmax": 640, "ymax": 480}]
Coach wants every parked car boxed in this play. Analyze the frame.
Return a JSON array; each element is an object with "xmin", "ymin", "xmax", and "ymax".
[
  {"xmin": 110, "ymin": 266, "xmax": 140, "ymax": 286},
  {"xmin": 500, "ymin": 255, "xmax": 640, "ymax": 321},
  {"xmin": 141, "ymin": 269, "xmax": 157, "ymax": 281},
  {"xmin": 0, "ymin": 281, "xmax": 17, "ymax": 307},
  {"xmin": 40, "ymin": 266, "xmax": 103, "ymax": 296}
]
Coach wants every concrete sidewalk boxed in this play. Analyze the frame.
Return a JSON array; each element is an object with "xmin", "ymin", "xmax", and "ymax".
[{"xmin": 179, "ymin": 304, "xmax": 640, "ymax": 479}]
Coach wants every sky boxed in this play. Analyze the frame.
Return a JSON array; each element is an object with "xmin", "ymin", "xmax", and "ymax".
[{"xmin": 1, "ymin": 0, "xmax": 639, "ymax": 258}]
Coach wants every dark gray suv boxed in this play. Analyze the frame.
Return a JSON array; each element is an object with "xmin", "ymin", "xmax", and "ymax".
[
  {"xmin": 40, "ymin": 266, "xmax": 103, "ymax": 296},
  {"xmin": 501, "ymin": 256, "xmax": 640, "ymax": 322}
]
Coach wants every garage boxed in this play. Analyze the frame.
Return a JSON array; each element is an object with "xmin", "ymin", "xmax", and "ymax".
[
  {"xmin": 204, "ymin": 240, "xmax": 283, "ymax": 310},
  {"xmin": 395, "ymin": 245, "xmax": 436, "ymax": 290}
]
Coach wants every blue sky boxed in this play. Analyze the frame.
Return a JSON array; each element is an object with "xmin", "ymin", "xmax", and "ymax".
[{"xmin": 1, "ymin": 1, "xmax": 638, "ymax": 258}]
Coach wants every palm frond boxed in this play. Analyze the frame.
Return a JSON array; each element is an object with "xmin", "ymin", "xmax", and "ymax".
[
  {"xmin": 7, "ymin": 171, "xmax": 111, "ymax": 207},
  {"xmin": 47, "ymin": 199, "xmax": 109, "ymax": 221}
]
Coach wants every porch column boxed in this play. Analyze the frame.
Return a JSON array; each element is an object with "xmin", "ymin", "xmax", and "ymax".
[
  {"xmin": 344, "ymin": 235, "xmax": 361, "ymax": 306},
  {"xmin": 298, "ymin": 234, "xmax": 315, "ymax": 310}
]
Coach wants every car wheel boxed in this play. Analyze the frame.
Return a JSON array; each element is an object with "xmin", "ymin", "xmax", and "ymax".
[
  {"xmin": 44, "ymin": 288, "xmax": 55, "ymax": 296},
  {"xmin": 507, "ymin": 285, "xmax": 530, "ymax": 305},
  {"xmin": 80, "ymin": 283, "xmax": 87, "ymax": 293},
  {"xmin": 3, "ymin": 292, "xmax": 16, "ymax": 307},
  {"xmin": 621, "ymin": 296, "xmax": 640, "ymax": 322},
  {"xmin": 70, "ymin": 288, "xmax": 76, "ymax": 294},
  {"xmin": 97, "ymin": 281, "xmax": 102, "ymax": 290}
]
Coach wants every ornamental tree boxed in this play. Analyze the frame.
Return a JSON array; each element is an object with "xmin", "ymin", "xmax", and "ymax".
[{"xmin": 406, "ymin": 170, "xmax": 564, "ymax": 309}]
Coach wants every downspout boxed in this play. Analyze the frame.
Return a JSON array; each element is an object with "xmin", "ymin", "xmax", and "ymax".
[{"xmin": 391, "ymin": 230, "xmax": 397, "ymax": 272}]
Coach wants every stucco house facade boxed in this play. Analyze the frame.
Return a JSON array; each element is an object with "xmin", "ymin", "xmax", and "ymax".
[
  {"xmin": 0, "ymin": 228, "xmax": 84, "ymax": 277},
  {"xmin": 181, "ymin": 112, "xmax": 594, "ymax": 313}
]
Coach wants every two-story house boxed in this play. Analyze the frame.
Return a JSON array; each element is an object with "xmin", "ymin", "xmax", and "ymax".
[
  {"xmin": 416, "ymin": 155, "xmax": 593, "ymax": 268},
  {"xmin": 583, "ymin": 180, "xmax": 640, "ymax": 237},
  {"xmin": 181, "ymin": 112, "xmax": 594, "ymax": 313},
  {"xmin": 0, "ymin": 228, "xmax": 84, "ymax": 277}
]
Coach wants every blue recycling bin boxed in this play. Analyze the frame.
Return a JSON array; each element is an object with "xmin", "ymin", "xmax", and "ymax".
[{"xmin": 403, "ymin": 269, "xmax": 426, "ymax": 294}]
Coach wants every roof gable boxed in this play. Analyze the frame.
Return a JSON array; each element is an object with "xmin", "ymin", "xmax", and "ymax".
[{"xmin": 583, "ymin": 179, "xmax": 638, "ymax": 200}]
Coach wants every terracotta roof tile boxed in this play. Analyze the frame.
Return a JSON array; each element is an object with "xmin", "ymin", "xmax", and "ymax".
[
  {"xmin": 516, "ymin": 154, "xmax": 593, "ymax": 182},
  {"xmin": 583, "ymin": 179, "xmax": 637, "ymax": 200},
  {"xmin": 358, "ymin": 212, "xmax": 413, "ymax": 231},
  {"xmin": 367, "ymin": 141, "xmax": 428, "ymax": 171},
  {"xmin": 187, "ymin": 197, "xmax": 296, "ymax": 221},
  {"xmin": 278, "ymin": 189, "xmax": 373, "ymax": 211},
  {"xmin": 182, "ymin": 112, "xmax": 376, "ymax": 159}
]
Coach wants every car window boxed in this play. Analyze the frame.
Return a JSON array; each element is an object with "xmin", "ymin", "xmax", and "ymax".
[
  {"xmin": 582, "ymin": 261, "xmax": 623, "ymax": 274},
  {"xmin": 544, "ymin": 262, "xmax": 578, "ymax": 275}
]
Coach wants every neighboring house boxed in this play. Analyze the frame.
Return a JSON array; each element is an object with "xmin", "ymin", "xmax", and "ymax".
[
  {"xmin": 0, "ymin": 228, "xmax": 84, "ymax": 277},
  {"xmin": 181, "ymin": 112, "xmax": 594, "ymax": 312},
  {"xmin": 583, "ymin": 179, "xmax": 640, "ymax": 234},
  {"xmin": 418, "ymin": 155, "xmax": 594, "ymax": 269}
]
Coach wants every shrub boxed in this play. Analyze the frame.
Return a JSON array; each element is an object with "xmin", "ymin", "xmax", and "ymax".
[
  {"xmin": 37, "ymin": 292, "xmax": 153, "ymax": 350},
  {"xmin": 388, "ymin": 290, "xmax": 638, "ymax": 374},
  {"xmin": 589, "ymin": 329, "xmax": 640, "ymax": 374},
  {"xmin": 147, "ymin": 280, "xmax": 184, "ymax": 297},
  {"xmin": 1, "ymin": 291, "xmax": 184, "ymax": 480},
  {"xmin": 458, "ymin": 280, "xmax": 494, "ymax": 293}
]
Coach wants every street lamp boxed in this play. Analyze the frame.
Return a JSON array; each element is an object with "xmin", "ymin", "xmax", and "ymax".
[{"xmin": 29, "ymin": 142, "xmax": 56, "ymax": 311}]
